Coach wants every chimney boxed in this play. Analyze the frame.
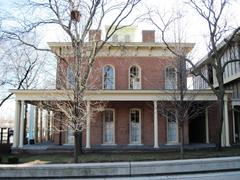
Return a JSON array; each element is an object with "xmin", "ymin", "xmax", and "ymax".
[
  {"xmin": 89, "ymin": 30, "xmax": 101, "ymax": 41},
  {"xmin": 142, "ymin": 30, "xmax": 155, "ymax": 43}
]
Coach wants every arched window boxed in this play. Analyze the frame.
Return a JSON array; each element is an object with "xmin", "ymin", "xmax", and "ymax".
[
  {"xmin": 129, "ymin": 65, "xmax": 141, "ymax": 89},
  {"xmin": 67, "ymin": 65, "xmax": 75, "ymax": 88},
  {"xmin": 103, "ymin": 65, "xmax": 115, "ymax": 89},
  {"xmin": 165, "ymin": 66, "xmax": 177, "ymax": 89}
]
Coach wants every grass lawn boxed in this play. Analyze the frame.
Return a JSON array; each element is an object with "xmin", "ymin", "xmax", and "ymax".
[{"xmin": 1, "ymin": 147, "xmax": 240, "ymax": 164}]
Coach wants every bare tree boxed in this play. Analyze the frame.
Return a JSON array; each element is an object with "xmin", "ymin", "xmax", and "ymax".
[
  {"xmin": 187, "ymin": 0, "xmax": 240, "ymax": 149},
  {"xmin": 0, "ymin": 43, "xmax": 45, "ymax": 107},
  {"xmin": 156, "ymin": 61, "xmax": 210, "ymax": 158},
  {"xmin": 148, "ymin": 0, "xmax": 240, "ymax": 149},
  {"xmin": 1, "ymin": 0, "xmax": 143, "ymax": 162}
]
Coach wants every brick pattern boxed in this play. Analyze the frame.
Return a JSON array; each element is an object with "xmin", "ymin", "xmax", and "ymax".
[
  {"xmin": 208, "ymin": 103, "xmax": 219, "ymax": 143},
  {"xmin": 89, "ymin": 30, "xmax": 101, "ymax": 41},
  {"xmin": 142, "ymin": 30, "xmax": 155, "ymax": 42},
  {"xmin": 52, "ymin": 101, "xmax": 231, "ymax": 146},
  {"xmin": 88, "ymin": 56, "xmax": 176, "ymax": 90}
]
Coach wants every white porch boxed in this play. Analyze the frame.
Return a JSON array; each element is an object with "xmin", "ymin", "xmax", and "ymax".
[{"xmin": 10, "ymin": 89, "xmax": 232, "ymax": 149}]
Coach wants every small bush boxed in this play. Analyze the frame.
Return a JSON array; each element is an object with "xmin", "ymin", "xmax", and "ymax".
[{"xmin": 8, "ymin": 156, "xmax": 19, "ymax": 164}]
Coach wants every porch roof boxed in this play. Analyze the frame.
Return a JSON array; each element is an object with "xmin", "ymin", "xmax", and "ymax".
[{"xmin": 9, "ymin": 89, "xmax": 232, "ymax": 102}]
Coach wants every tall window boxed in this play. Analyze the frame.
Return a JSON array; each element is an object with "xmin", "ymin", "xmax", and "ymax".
[
  {"xmin": 67, "ymin": 65, "xmax": 75, "ymax": 88},
  {"xmin": 103, "ymin": 65, "xmax": 115, "ymax": 89},
  {"xmin": 167, "ymin": 110, "xmax": 178, "ymax": 143},
  {"xmin": 130, "ymin": 109, "xmax": 141, "ymax": 144},
  {"xmin": 165, "ymin": 67, "xmax": 177, "ymax": 89},
  {"xmin": 129, "ymin": 65, "xmax": 141, "ymax": 89},
  {"xmin": 103, "ymin": 109, "xmax": 115, "ymax": 144}
]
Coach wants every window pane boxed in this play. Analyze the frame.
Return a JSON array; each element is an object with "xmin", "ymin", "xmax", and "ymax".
[
  {"xmin": 166, "ymin": 67, "xmax": 176, "ymax": 89},
  {"xmin": 67, "ymin": 66, "xmax": 75, "ymax": 88},
  {"xmin": 103, "ymin": 65, "xmax": 114, "ymax": 89},
  {"xmin": 130, "ymin": 109, "xmax": 140, "ymax": 143},
  {"xmin": 130, "ymin": 66, "xmax": 141, "ymax": 89},
  {"xmin": 103, "ymin": 110, "xmax": 114, "ymax": 144},
  {"xmin": 167, "ymin": 110, "xmax": 177, "ymax": 142}
]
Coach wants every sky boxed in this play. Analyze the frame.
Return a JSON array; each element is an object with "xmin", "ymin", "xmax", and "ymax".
[{"xmin": 0, "ymin": 0, "xmax": 240, "ymax": 121}]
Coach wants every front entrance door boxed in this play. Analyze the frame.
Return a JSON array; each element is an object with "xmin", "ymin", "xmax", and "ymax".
[
  {"xmin": 103, "ymin": 109, "xmax": 115, "ymax": 144},
  {"xmin": 130, "ymin": 109, "xmax": 141, "ymax": 144},
  {"xmin": 67, "ymin": 126, "xmax": 74, "ymax": 144},
  {"xmin": 167, "ymin": 110, "xmax": 178, "ymax": 144}
]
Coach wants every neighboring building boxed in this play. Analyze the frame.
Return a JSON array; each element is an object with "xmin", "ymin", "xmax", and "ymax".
[
  {"xmin": 193, "ymin": 33, "xmax": 240, "ymax": 143},
  {"xmin": 11, "ymin": 28, "xmax": 233, "ymax": 150}
]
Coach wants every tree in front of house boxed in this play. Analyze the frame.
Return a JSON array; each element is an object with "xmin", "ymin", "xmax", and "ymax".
[
  {"xmin": 148, "ymin": 0, "xmax": 240, "ymax": 149},
  {"xmin": 1, "ymin": 0, "xmax": 143, "ymax": 162}
]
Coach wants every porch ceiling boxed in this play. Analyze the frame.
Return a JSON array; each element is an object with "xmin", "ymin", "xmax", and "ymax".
[{"xmin": 10, "ymin": 89, "xmax": 232, "ymax": 102}]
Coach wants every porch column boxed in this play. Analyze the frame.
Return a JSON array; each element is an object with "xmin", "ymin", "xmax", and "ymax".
[
  {"xmin": 232, "ymin": 105, "xmax": 236, "ymax": 143},
  {"xmin": 224, "ymin": 100, "xmax": 230, "ymax": 147},
  {"xmin": 13, "ymin": 101, "xmax": 20, "ymax": 148},
  {"xmin": 28, "ymin": 105, "xmax": 35, "ymax": 144},
  {"xmin": 39, "ymin": 107, "xmax": 43, "ymax": 143},
  {"xmin": 34, "ymin": 107, "xmax": 39, "ymax": 143},
  {"xmin": 154, "ymin": 101, "xmax": 159, "ymax": 148},
  {"xmin": 205, "ymin": 107, "xmax": 209, "ymax": 144},
  {"xmin": 19, "ymin": 101, "xmax": 25, "ymax": 148},
  {"xmin": 50, "ymin": 111, "xmax": 53, "ymax": 140},
  {"xmin": 86, "ymin": 101, "xmax": 91, "ymax": 148},
  {"xmin": 47, "ymin": 111, "xmax": 51, "ymax": 141}
]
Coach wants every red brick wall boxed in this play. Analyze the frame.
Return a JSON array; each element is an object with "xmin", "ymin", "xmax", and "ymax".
[
  {"xmin": 89, "ymin": 30, "xmax": 101, "ymax": 41},
  {"xmin": 142, "ymin": 30, "xmax": 155, "ymax": 42},
  {"xmin": 52, "ymin": 112, "xmax": 67, "ymax": 145},
  {"xmin": 81, "ymin": 101, "xmax": 189, "ymax": 146},
  {"xmin": 86, "ymin": 101, "xmax": 155, "ymax": 145},
  {"xmin": 88, "ymin": 56, "xmax": 176, "ymax": 90},
  {"xmin": 52, "ymin": 101, "xmax": 229, "ymax": 146},
  {"xmin": 208, "ymin": 102, "xmax": 219, "ymax": 143},
  {"xmin": 57, "ymin": 55, "xmax": 177, "ymax": 90}
]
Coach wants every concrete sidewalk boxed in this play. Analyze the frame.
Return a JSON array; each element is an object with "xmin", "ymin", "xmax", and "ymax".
[
  {"xmin": 1, "ymin": 156, "xmax": 240, "ymax": 179},
  {"xmin": 12, "ymin": 143, "xmax": 216, "ymax": 154}
]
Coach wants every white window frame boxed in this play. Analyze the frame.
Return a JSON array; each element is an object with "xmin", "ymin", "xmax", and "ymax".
[
  {"xmin": 165, "ymin": 66, "xmax": 177, "ymax": 90},
  {"xmin": 102, "ymin": 65, "xmax": 115, "ymax": 90},
  {"xmin": 102, "ymin": 108, "xmax": 115, "ymax": 145},
  {"xmin": 67, "ymin": 65, "xmax": 75, "ymax": 89},
  {"xmin": 65, "ymin": 125, "xmax": 74, "ymax": 145},
  {"xmin": 166, "ymin": 109, "xmax": 178, "ymax": 144},
  {"xmin": 129, "ymin": 65, "xmax": 142, "ymax": 90},
  {"xmin": 129, "ymin": 108, "xmax": 141, "ymax": 144}
]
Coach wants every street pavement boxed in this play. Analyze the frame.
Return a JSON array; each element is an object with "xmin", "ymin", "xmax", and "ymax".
[{"xmin": 13, "ymin": 170, "xmax": 240, "ymax": 180}]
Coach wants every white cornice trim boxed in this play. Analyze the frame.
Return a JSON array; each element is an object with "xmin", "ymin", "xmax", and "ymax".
[{"xmin": 9, "ymin": 89, "xmax": 232, "ymax": 102}]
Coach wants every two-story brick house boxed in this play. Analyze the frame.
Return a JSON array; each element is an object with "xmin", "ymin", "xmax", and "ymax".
[{"xmin": 11, "ymin": 28, "xmax": 233, "ymax": 150}]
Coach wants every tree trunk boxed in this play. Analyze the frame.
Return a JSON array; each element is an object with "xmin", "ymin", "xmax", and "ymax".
[
  {"xmin": 73, "ymin": 131, "xmax": 80, "ymax": 163},
  {"xmin": 180, "ymin": 124, "xmax": 184, "ymax": 159},
  {"xmin": 216, "ymin": 96, "xmax": 224, "ymax": 150},
  {"xmin": 79, "ymin": 131, "xmax": 83, "ymax": 154}
]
